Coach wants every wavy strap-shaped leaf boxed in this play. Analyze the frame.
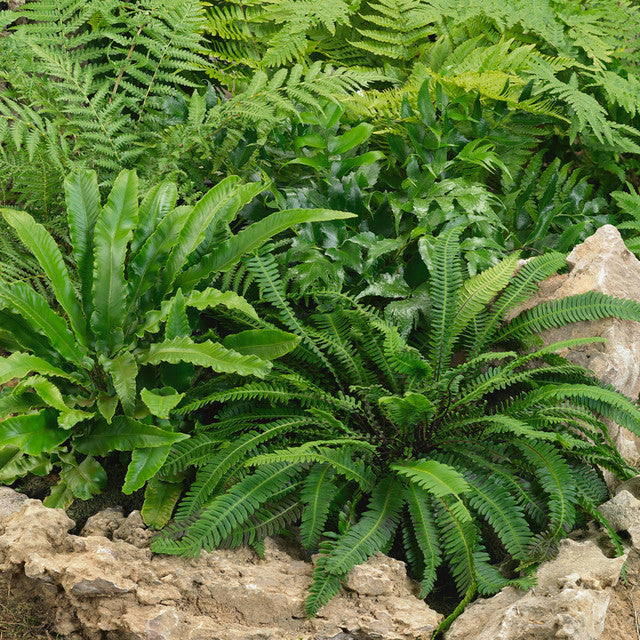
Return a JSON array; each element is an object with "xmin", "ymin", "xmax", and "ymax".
[
  {"xmin": 91, "ymin": 170, "xmax": 139, "ymax": 353},
  {"xmin": 131, "ymin": 181, "xmax": 178, "ymax": 255},
  {"xmin": 222, "ymin": 329, "xmax": 300, "ymax": 360},
  {"xmin": 123, "ymin": 444, "xmax": 172, "ymax": 494},
  {"xmin": 0, "ymin": 352, "xmax": 75, "ymax": 385},
  {"xmin": 175, "ymin": 208, "xmax": 357, "ymax": 292},
  {"xmin": 0, "ymin": 280, "xmax": 89, "ymax": 368},
  {"xmin": 162, "ymin": 176, "xmax": 241, "ymax": 293},
  {"xmin": 65, "ymin": 170, "xmax": 100, "ymax": 315},
  {"xmin": 137, "ymin": 337, "xmax": 272, "ymax": 378},
  {"xmin": 73, "ymin": 416, "xmax": 188, "ymax": 456},
  {"xmin": 141, "ymin": 477, "xmax": 184, "ymax": 529},
  {"xmin": 101, "ymin": 352, "xmax": 138, "ymax": 416},
  {"xmin": 2, "ymin": 208, "xmax": 87, "ymax": 346}
]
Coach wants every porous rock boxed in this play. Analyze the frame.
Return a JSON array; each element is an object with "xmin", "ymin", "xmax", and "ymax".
[
  {"xmin": 445, "ymin": 538, "xmax": 626, "ymax": 640},
  {"xmin": 0, "ymin": 489, "xmax": 441, "ymax": 640},
  {"xmin": 510, "ymin": 224, "xmax": 640, "ymax": 465},
  {"xmin": 599, "ymin": 487, "xmax": 640, "ymax": 549}
]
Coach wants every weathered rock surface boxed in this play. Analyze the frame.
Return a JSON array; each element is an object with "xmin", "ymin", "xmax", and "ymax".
[
  {"xmin": 445, "ymin": 538, "xmax": 626, "ymax": 640},
  {"xmin": 0, "ymin": 488, "xmax": 441, "ymax": 640},
  {"xmin": 510, "ymin": 224, "xmax": 640, "ymax": 465}
]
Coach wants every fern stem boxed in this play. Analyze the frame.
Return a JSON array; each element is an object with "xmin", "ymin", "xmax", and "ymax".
[{"xmin": 111, "ymin": 23, "xmax": 146, "ymax": 103}]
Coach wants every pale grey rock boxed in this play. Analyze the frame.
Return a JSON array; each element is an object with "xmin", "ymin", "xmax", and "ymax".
[
  {"xmin": 81, "ymin": 506, "xmax": 125, "ymax": 538},
  {"xmin": 0, "ymin": 489, "xmax": 441, "ymax": 640},
  {"xmin": 509, "ymin": 225, "xmax": 640, "ymax": 466},
  {"xmin": 0, "ymin": 486, "xmax": 28, "ymax": 519},
  {"xmin": 446, "ymin": 538, "xmax": 626, "ymax": 640},
  {"xmin": 599, "ymin": 489, "xmax": 640, "ymax": 548}
]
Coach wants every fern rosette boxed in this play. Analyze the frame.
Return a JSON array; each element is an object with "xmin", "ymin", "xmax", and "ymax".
[
  {"xmin": 0, "ymin": 168, "xmax": 352, "ymax": 520},
  {"xmin": 152, "ymin": 228, "xmax": 640, "ymax": 629}
]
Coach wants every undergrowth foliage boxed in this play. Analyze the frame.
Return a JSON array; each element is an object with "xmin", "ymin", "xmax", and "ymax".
[
  {"xmin": 0, "ymin": 169, "xmax": 350, "ymax": 518},
  {"xmin": 152, "ymin": 229, "xmax": 640, "ymax": 630}
]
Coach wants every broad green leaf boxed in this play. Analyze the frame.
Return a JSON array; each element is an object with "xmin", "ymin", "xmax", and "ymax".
[
  {"xmin": 391, "ymin": 459, "xmax": 470, "ymax": 498},
  {"xmin": 97, "ymin": 392, "xmax": 118, "ymax": 424},
  {"xmin": 2, "ymin": 209, "xmax": 86, "ymax": 346},
  {"xmin": 90, "ymin": 169, "xmax": 139, "ymax": 353},
  {"xmin": 223, "ymin": 329, "xmax": 300, "ymax": 360},
  {"xmin": 0, "ymin": 280, "xmax": 90, "ymax": 368},
  {"xmin": 43, "ymin": 481, "xmax": 74, "ymax": 509},
  {"xmin": 58, "ymin": 408, "xmax": 94, "ymax": 430},
  {"xmin": 65, "ymin": 170, "xmax": 100, "ymax": 315},
  {"xmin": 162, "ymin": 176, "xmax": 241, "ymax": 293},
  {"xmin": 101, "ymin": 352, "xmax": 138, "ymax": 416},
  {"xmin": 328, "ymin": 123, "xmax": 373, "ymax": 154},
  {"xmin": 0, "ymin": 352, "xmax": 75, "ymax": 386},
  {"xmin": 141, "ymin": 477, "xmax": 183, "ymax": 529},
  {"xmin": 122, "ymin": 445, "xmax": 171, "ymax": 494},
  {"xmin": 338, "ymin": 151, "xmax": 385, "ymax": 176},
  {"xmin": 165, "ymin": 289, "xmax": 190, "ymax": 340},
  {"xmin": 137, "ymin": 288, "xmax": 257, "ymax": 337},
  {"xmin": 140, "ymin": 387, "xmax": 185, "ymax": 419},
  {"xmin": 0, "ymin": 446, "xmax": 52, "ymax": 483},
  {"xmin": 74, "ymin": 416, "xmax": 188, "ymax": 456},
  {"xmin": 176, "ymin": 208, "xmax": 357, "ymax": 291},
  {"xmin": 138, "ymin": 337, "xmax": 272, "ymax": 378},
  {"xmin": 0, "ymin": 410, "xmax": 67, "ymax": 455},
  {"xmin": 59, "ymin": 455, "xmax": 107, "ymax": 500}
]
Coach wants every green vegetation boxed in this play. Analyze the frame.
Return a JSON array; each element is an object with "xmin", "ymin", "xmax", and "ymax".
[{"xmin": 2, "ymin": 0, "xmax": 640, "ymax": 633}]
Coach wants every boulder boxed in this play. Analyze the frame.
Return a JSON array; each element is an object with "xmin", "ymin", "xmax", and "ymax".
[
  {"xmin": 510, "ymin": 224, "xmax": 640, "ymax": 465},
  {"xmin": 445, "ymin": 538, "xmax": 626, "ymax": 640},
  {"xmin": 0, "ymin": 489, "xmax": 441, "ymax": 640}
]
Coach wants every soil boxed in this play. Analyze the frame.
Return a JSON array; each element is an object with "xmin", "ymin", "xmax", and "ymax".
[
  {"xmin": 603, "ymin": 548, "xmax": 640, "ymax": 639},
  {"xmin": 0, "ymin": 585, "xmax": 62, "ymax": 640}
]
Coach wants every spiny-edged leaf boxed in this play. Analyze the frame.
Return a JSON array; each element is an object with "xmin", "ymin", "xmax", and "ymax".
[
  {"xmin": 222, "ymin": 329, "xmax": 300, "ymax": 360},
  {"xmin": 427, "ymin": 226, "xmax": 463, "ymax": 378},
  {"xmin": 300, "ymin": 463, "xmax": 339, "ymax": 549},
  {"xmin": 472, "ymin": 252, "xmax": 566, "ymax": 353},
  {"xmin": 142, "ymin": 477, "xmax": 184, "ymax": 529},
  {"xmin": 498, "ymin": 291, "xmax": 640, "ymax": 342},
  {"xmin": 176, "ymin": 208, "xmax": 357, "ymax": 291},
  {"xmin": 90, "ymin": 169, "xmax": 138, "ymax": 354},
  {"xmin": 324, "ymin": 474, "xmax": 404, "ymax": 576},
  {"xmin": 122, "ymin": 444, "xmax": 172, "ymax": 494},
  {"xmin": 0, "ymin": 410, "xmax": 67, "ymax": 455},
  {"xmin": 177, "ymin": 417, "xmax": 314, "ymax": 518},
  {"xmin": 466, "ymin": 475, "xmax": 532, "ymax": 561},
  {"xmin": 151, "ymin": 461, "xmax": 302, "ymax": 555},
  {"xmin": 73, "ymin": 416, "xmax": 188, "ymax": 456},
  {"xmin": 245, "ymin": 445, "xmax": 376, "ymax": 490},
  {"xmin": 2, "ymin": 208, "xmax": 86, "ymax": 346},
  {"xmin": 0, "ymin": 280, "xmax": 89, "ymax": 368},
  {"xmin": 140, "ymin": 387, "xmax": 185, "ymax": 419},
  {"xmin": 58, "ymin": 455, "xmax": 107, "ymax": 501},
  {"xmin": 434, "ymin": 494, "xmax": 478, "ymax": 596},
  {"xmin": 515, "ymin": 440, "xmax": 576, "ymax": 539},
  {"xmin": 101, "ymin": 352, "xmax": 138, "ymax": 416},
  {"xmin": 138, "ymin": 337, "xmax": 272, "ymax": 378},
  {"xmin": 162, "ymin": 176, "xmax": 241, "ymax": 292},
  {"xmin": 404, "ymin": 483, "xmax": 441, "ymax": 597},
  {"xmin": 305, "ymin": 554, "xmax": 344, "ymax": 617},
  {"xmin": 391, "ymin": 459, "xmax": 470, "ymax": 498},
  {"xmin": 451, "ymin": 253, "xmax": 520, "ymax": 341},
  {"xmin": 65, "ymin": 170, "xmax": 100, "ymax": 314}
]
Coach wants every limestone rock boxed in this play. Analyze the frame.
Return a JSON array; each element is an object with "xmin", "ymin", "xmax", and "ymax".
[
  {"xmin": 445, "ymin": 538, "xmax": 626, "ymax": 640},
  {"xmin": 0, "ymin": 490, "xmax": 441, "ymax": 640},
  {"xmin": 599, "ymin": 489, "xmax": 640, "ymax": 548},
  {"xmin": 510, "ymin": 225, "xmax": 640, "ymax": 464}
]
